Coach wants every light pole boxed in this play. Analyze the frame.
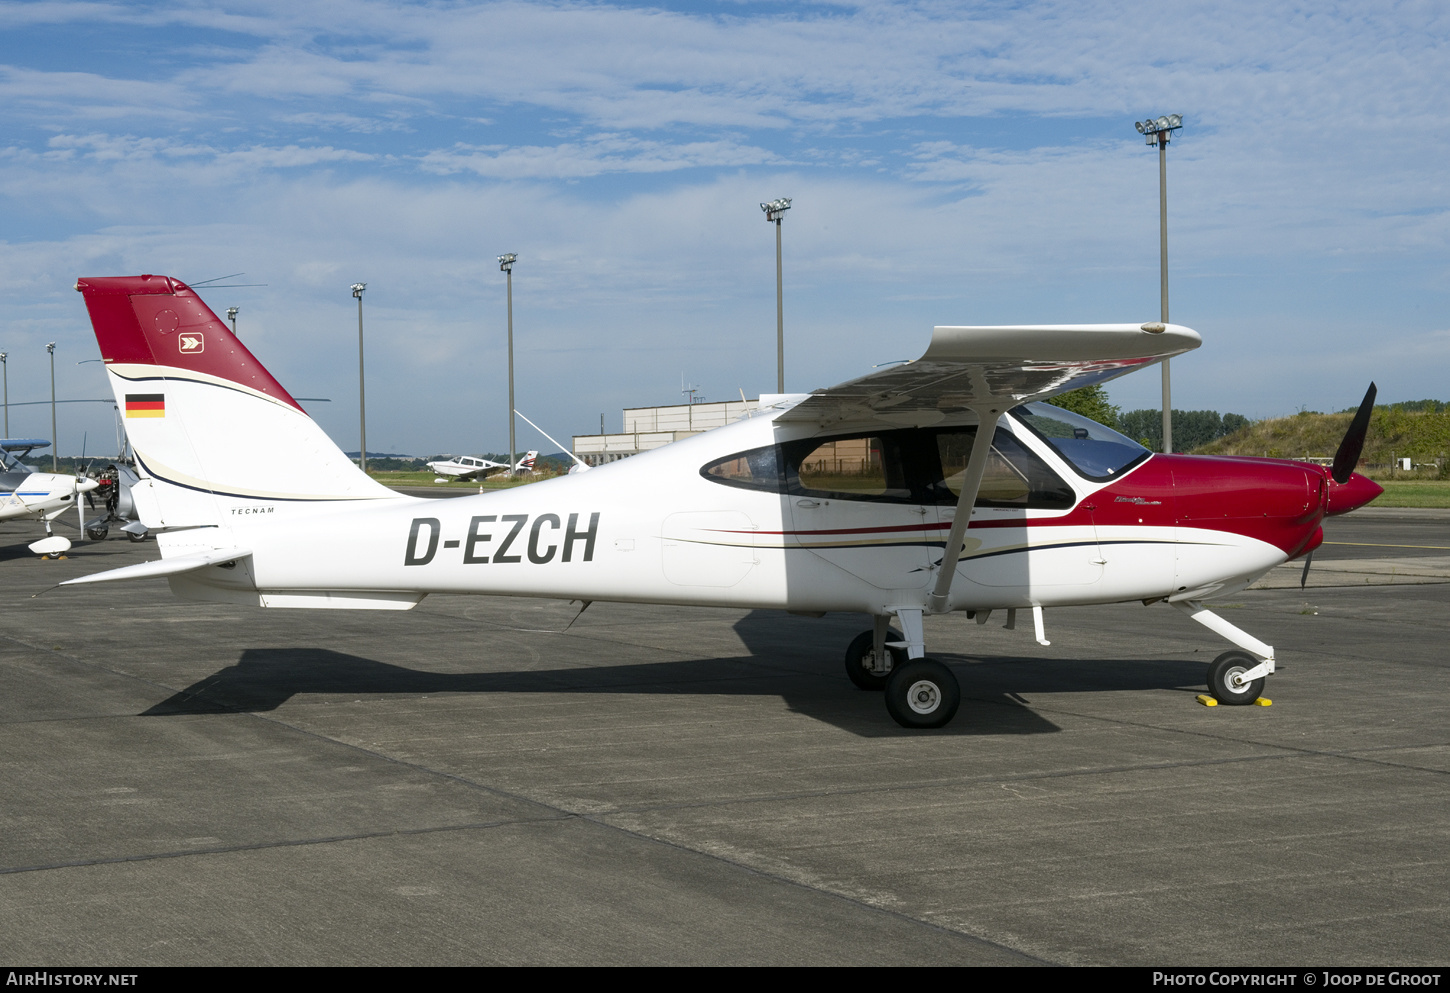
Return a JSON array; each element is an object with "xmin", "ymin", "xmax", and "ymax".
[
  {"xmin": 760, "ymin": 197, "xmax": 791, "ymax": 393},
  {"xmin": 226, "ymin": 307, "xmax": 238, "ymax": 336},
  {"xmin": 1, "ymin": 352, "xmax": 8, "ymax": 439},
  {"xmin": 351, "ymin": 283, "xmax": 367, "ymax": 473},
  {"xmin": 498, "ymin": 253, "xmax": 517, "ymax": 474},
  {"xmin": 46, "ymin": 342, "xmax": 56, "ymax": 471},
  {"xmin": 1135, "ymin": 113, "xmax": 1183, "ymax": 453}
]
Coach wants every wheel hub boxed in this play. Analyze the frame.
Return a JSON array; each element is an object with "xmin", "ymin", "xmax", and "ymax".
[{"xmin": 906, "ymin": 680, "xmax": 941, "ymax": 715}]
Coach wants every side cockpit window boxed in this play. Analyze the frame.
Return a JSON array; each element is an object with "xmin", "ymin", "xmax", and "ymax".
[
  {"xmin": 1012, "ymin": 402, "xmax": 1149, "ymax": 480},
  {"xmin": 927, "ymin": 427, "xmax": 1075, "ymax": 509}
]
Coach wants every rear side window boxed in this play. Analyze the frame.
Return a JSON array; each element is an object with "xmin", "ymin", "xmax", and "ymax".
[
  {"xmin": 785, "ymin": 434, "xmax": 913, "ymax": 502},
  {"xmin": 702, "ymin": 445, "xmax": 781, "ymax": 492}
]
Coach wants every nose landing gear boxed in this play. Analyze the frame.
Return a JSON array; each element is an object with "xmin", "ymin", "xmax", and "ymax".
[
  {"xmin": 1207, "ymin": 651, "xmax": 1266, "ymax": 705},
  {"xmin": 1173, "ymin": 601, "xmax": 1275, "ymax": 706}
]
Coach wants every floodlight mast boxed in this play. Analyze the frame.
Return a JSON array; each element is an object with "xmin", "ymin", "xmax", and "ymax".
[
  {"xmin": 1, "ymin": 352, "xmax": 7, "ymax": 438},
  {"xmin": 351, "ymin": 283, "xmax": 367, "ymax": 473},
  {"xmin": 46, "ymin": 342, "xmax": 56, "ymax": 471},
  {"xmin": 498, "ymin": 254, "xmax": 518, "ymax": 475},
  {"xmin": 226, "ymin": 307, "xmax": 238, "ymax": 337},
  {"xmin": 760, "ymin": 197, "xmax": 791, "ymax": 393},
  {"xmin": 1135, "ymin": 114, "xmax": 1183, "ymax": 454}
]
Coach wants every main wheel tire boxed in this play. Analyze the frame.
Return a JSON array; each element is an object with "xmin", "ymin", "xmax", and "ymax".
[
  {"xmin": 885, "ymin": 658, "xmax": 960, "ymax": 729},
  {"xmin": 85, "ymin": 527, "xmax": 109, "ymax": 541},
  {"xmin": 844, "ymin": 628, "xmax": 906, "ymax": 691},
  {"xmin": 126, "ymin": 530, "xmax": 148, "ymax": 542},
  {"xmin": 1207, "ymin": 651, "xmax": 1265, "ymax": 705}
]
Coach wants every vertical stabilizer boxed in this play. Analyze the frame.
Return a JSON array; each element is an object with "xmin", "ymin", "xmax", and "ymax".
[{"xmin": 76, "ymin": 275, "xmax": 395, "ymax": 528}]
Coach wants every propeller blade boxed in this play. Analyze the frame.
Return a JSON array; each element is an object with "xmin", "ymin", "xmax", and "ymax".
[
  {"xmin": 1331, "ymin": 382, "xmax": 1377, "ymax": 485},
  {"xmin": 1300, "ymin": 550, "xmax": 1313, "ymax": 589}
]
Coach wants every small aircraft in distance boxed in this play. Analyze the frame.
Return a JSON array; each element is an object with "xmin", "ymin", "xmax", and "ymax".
[
  {"xmin": 426, "ymin": 450, "xmax": 539, "ymax": 482},
  {"xmin": 67, "ymin": 274, "xmax": 1384, "ymax": 728},
  {"xmin": 82, "ymin": 461, "xmax": 149, "ymax": 542},
  {"xmin": 1, "ymin": 439, "xmax": 101, "ymax": 556}
]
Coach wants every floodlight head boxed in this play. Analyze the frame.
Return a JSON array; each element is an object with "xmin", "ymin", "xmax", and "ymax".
[
  {"xmin": 0, "ymin": 352, "xmax": 7, "ymax": 362},
  {"xmin": 46, "ymin": 342, "xmax": 55, "ymax": 354},
  {"xmin": 760, "ymin": 197, "xmax": 792, "ymax": 222},
  {"xmin": 1137, "ymin": 114, "xmax": 1184, "ymax": 135},
  {"xmin": 498, "ymin": 253, "xmax": 517, "ymax": 272},
  {"xmin": 226, "ymin": 307, "xmax": 238, "ymax": 320},
  {"xmin": 351, "ymin": 282, "xmax": 366, "ymax": 298},
  {"xmin": 1135, "ymin": 114, "xmax": 1183, "ymax": 146}
]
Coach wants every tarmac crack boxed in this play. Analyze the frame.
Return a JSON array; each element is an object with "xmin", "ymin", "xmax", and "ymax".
[{"xmin": 0, "ymin": 816, "xmax": 570, "ymax": 877}]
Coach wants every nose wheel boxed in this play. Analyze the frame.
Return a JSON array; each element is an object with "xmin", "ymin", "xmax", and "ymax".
[{"xmin": 1207, "ymin": 651, "xmax": 1265, "ymax": 705}]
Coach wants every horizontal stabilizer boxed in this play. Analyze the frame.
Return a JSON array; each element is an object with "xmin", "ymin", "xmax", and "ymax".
[{"xmin": 59, "ymin": 547, "xmax": 251, "ymax": 587}]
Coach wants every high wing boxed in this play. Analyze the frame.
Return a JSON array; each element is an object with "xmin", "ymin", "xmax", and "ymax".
[
  {"xmin": 774, "ymin": 322, "xmax": 1200, "ymax": 615},
  {"xmin": 776, "ymin": 323, "xmax": 1199, "ymax": 428}
]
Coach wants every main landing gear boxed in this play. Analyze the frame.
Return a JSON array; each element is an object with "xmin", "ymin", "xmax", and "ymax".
[
  {"xmin": 847, "ymin": 610, "xmax": 961, "ymax": 729},
  {"xmin": 843, "ymin": 627, "xmax": 905, "ymax": 691},
  {"xmin": 884, "ymin": 659, "xmax": 960, "ymax": 729}
]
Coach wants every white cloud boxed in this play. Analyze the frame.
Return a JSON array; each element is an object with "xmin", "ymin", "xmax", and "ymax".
[
  {"xmin": 279, "ymin": 111, "xmax": 412, "ymax": 133},
  {"xmin": 0, "ymin": 65, "xmax": 199, "ymax": 121},
  {"xmin": 418, "ymin": 134, "xmax": 784, "ymax": 179}
]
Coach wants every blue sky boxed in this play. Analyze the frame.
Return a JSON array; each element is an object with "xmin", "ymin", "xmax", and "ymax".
[{"xmin": 1, "ymin": 0, "xmax": 1447, "ymax": 456}]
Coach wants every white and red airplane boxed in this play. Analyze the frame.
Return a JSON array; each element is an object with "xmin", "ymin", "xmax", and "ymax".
[
  {"xmin": 426, "ymin": 450, "xmax": 539, "ymax": 481},
  {"xmin": 64, "ymin": 275, "xmax": 1382, "ymax": 728}
]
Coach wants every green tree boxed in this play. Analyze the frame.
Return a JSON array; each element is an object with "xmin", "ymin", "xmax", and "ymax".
[
  {"xmin": 1050, "ymin": 384, "xmax": 1119, "ymax": 428},
  {"xmin": 1117, "ymin": 408, "xmax": 1254, "ymax": 453}
]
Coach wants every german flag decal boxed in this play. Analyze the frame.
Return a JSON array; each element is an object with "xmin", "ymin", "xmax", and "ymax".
[{"xmin": 125, "ymin": 393, "xmax": 165, "ymax": 418}]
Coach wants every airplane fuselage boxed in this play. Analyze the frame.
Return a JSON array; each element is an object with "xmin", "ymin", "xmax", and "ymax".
[{"xmin": 160, "ymin": 406, "xmax": 1343, "ymax": 616}]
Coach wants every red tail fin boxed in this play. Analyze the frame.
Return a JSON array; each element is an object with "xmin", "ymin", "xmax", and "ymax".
[{"xmin": 76, "ymin": 275, "xmax": 301, "ymax": 411}]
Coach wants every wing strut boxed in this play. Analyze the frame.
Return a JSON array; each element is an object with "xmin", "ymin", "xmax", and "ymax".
[{"xmin": 926, "ymin": 405, "xmax": 1003, "ymax": 614}]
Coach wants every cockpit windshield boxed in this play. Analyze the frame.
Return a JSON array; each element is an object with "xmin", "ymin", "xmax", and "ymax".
[{"xmin": 1012, "ymin": 401, "xmax": 1150, "ymax": 480}]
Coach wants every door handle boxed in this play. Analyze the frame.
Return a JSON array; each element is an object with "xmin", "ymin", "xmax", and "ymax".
[{"xmin": 795, "ymin": 499, "xmax": 820, "ymax": 509}]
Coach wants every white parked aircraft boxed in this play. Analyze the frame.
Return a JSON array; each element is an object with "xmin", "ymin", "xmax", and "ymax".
[
  {"xmin": 65, "ymin": 275, "xmax": 1382, "ymax": 728},
  {"xmin": 426, "ymin": 450, "xmax": 539, "ymax": 481},
  {"xmin": 1, "ymin": 439, "xmax": 101, "ymax": 556}
]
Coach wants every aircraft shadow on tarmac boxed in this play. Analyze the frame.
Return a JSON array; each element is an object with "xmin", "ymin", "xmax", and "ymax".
[{"xmin": 143, "ymin": 613, "xmax": 1210, "ymax": 737}]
